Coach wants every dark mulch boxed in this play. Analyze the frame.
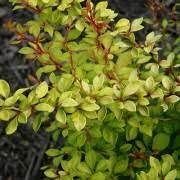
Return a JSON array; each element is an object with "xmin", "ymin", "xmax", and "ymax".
[
  {"xmin": 0, "ymin": 1, "xmax": 48, "ymax": 179},
  {"xmin": 0, "ymin": 0, "xmax": 178, "ymax": 179},
  {"xmin": 0, "ymin": 0, "xmax": 35, "ymax": 90},
  {"xmin": 0, "ymin": 125, "xmax": 49, "ymax": 180}
]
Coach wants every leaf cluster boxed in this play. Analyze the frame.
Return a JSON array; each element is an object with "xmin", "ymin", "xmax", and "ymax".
[{"xmin": 1, "ymin": 0, "xmax": 180, "ymax": 179}]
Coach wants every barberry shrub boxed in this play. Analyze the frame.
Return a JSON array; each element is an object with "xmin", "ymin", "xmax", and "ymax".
[{"xmin": 1, "ymin": 0, "xmax": 180, "ymax": 179}]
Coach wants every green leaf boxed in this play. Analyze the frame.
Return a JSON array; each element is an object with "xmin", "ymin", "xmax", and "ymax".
[
  {"xmin": 61, "ymin": 98, "xmax": 79, "ymax": 107},
  {"xmin": 36, "ymin": 65, "xmax": 56, "ymax": 79},
  {"xmin": 98, "ymin": 107, "xmax": 107, "ymax": 121},
  {"xmin": 14, "ymin": 87, "xmax": 29, "ymax": 96},
  {"xmin": 167, "ymin": 53, "xmax": 175, "ymax": 62},
  {"xmin": 99, "ymin": 96, "xmax": 113, "ymax": 105},
  {"xmin": 56, "ymin": 108, "xmax": 66, "ymax": 124},
  {"xmin": 150, "ymin": 156, "xmax": 161, "ymax": 174},
  {"xmin": 162, "ymin": 161, "xmax": 171, "ymax": 176},
  {"xmin": 139, "ymin": 123, "xmax": 153, "ymax": 137},
  {"xmin": 62, "ymin": 129, "xmax": 68, "ymax": 137},
  {"xmin": 127, "ymin": 118, "xmax": 139, "ymax": 128},
  {"xmin": 57, "ymin": 74, "xmax": 74, "ymax": 92},
  {"xmin": 116, "ymin": 18, "xmax": 130, "ymax": 32},
  {"xmin": 6, "ymin": 118, "xmax": 18, "ymax": 135},
  {"xmin": 28, "ymin": 0, "xmax": 38, "ymax": 6},
  {"xmin": 166, "ymin": 95, "xmax": 180, "ymax": 104},
  {"xmin": 58, "ymin": 0, "xmax": 73, "ymax": 11},
  {"xmin": 145, "ymin": 76, "xmax": 155, "ymax": 92},
  {"xmin": 120, "ymin": 144, "xmax": 132, "ymax": 152},
  {"xmin": 162, "ymin": 76, "xmax": 173, "ymax": 90},
  {"xmin": 44, "ymin": 169, "xmax": 57, "ymax": 178},
  {"xmin": 19, "ymin": 47, "xmax": 34, "ymax": 55},
  {"xmin": 89, "ymin": 126, "xmax": 102, "ymax": 138},
  {"xmin": 114, "ymin": 156, "xmax": 128, "ymax": 173},
  {"xmin": 72, "ymin": 111, "xmax": 86, "ymax": 131},
  {"xmin": 98, "ymin": 87, "xmax": 113, "ymax": 96},
  {"xmin": 103, "ymin": 127, "xmax": 118, "ymax": 144},
  {"xmin": 84, "ymin": 111, "xmax": 97, "ymax": 119},
  {"xmin": 39, "ymin": 53, "xmax": 49, "ymax": 63},
  {"xmin": 0, "ymin": 110, "xmax": 16, "ymax": 121},
  {"xmin": 138, "ymin": 106, "xmax": 149, "ymax": 116},
  {"xmin": 123, "ymin": 82, "xmax": 140, "ymax": 97},
  {"xmin": 0, "ymin": 80, "xmax": 10, "ymax": 98},
  {"xmin": 42, "ymin": 0, "xmax": 50, "ymax": 3},
  {"xmin": 77, "ymin": 162, "xmax": 92, "ymax": 174},
  {"xmin": 152, "ymin": 133, "xmax": 170, "ymax": 151},
  {"xmin": 160, "ymin": 53, "xmax": 174, "ymax": 68},
  {"xmin": 165, "ymin": 169, "xmax": 177, "ymax": 180},
  {"xmin": 160, "ymin": 60, "xmax": 171, "ymax": 68},
  {"xmin": 90, "ymin": 172, "xmax": 106, "ymax": 180},
  {"xmin": 17, "ymin": 113, "xmax": 27, "ymax": 124},
  {"xmin": 85, "ymin": 150, "xmax": 97, "ymax": 170},
  {"xmin": 95, "ymin": 159, "xmax": 108, "ymax": 172},
  {"xmin": 145, "ymin": 32, "xmax": 161, "ymax": 45},
  {"xmin": 131, "ymin": 17, "xmax": 144, "ymax": 32},
  {"xmin": 76, "ymin": 132, "xmax": 87, "ymax": 147},
  {"xmin": 137, "ymin": 55, "xmax": 151, "ymax": 64},
  {"xmin": 100, "ymin": 33, "xmax": 113, "ymax": 49},
  {"xmin": 137, "ymin": 171, "xmax": 149, "ymax": 180},
  {"xmin": 75, "ymin": 19, "xmax": 84, "ymax": 32},
  {"xmin": 81, "ymin": 102, "xmax": 100, "ymax": 112},
  {"xmin": 28, "ymin": 21, "xmax": 40, "ymax": 37},
  {"xmin": 67, "ymin": 29, "xmax": 81, "ymax": 41},
  {"xmin": 32, "ymin": 114, "xmax": 42, "ymax": 132},
  {"xmin": 116, "ymin": 51, "xmax": 132, "ymax": 69},
  {"xmin": 53, "ymin": 156, "xmax": 62, "ymax": 168},
  {"xmin": 36, "ymin": 81, "xmax": 48, "ymax": 99},
  {"xmin": 93, "ymin": 74, "xmax": 105, "ymax": 90},
  {"xmin": 13, "ymin": 5, "xmax": 23, "ymax": 10},
  {"xmin": 46, "ymin": 149, "xmax": 61, "ymax": 157},
  {"xmin": 28, "ymin": 90, "xmax": 38, "ymax": 104},
  {"xmin": 4, "ymin": 95, "xmax": 19, "ymax": 106},
  {"xmin": 126, "ymin": 126, "xmax": 138, "ymax": 141},
  {"xmin": 44, "ymin": 24, "xmax": 54, "ymax": 37},
  {"xmin": 95, "ymin": 1, "xmax": 108, "ymax": 11},
  {"xmin": 81, "ymin": 80, "xmax": 90, "ymax": 94},
  {"xmin": 124, "ymin": 101, "xmax": 136, "ymax": 112},
  {"xmin": 35, "ymin": 103, "xmax": 54, "ymax": 112},
  {"xmin": 162, "ymin": 154, "xmax": 175, "ymax": 166}
]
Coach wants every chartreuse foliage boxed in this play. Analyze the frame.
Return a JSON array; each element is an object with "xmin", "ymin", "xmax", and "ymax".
[{"xmin": 1, "ymin": 0, "xmax": 180, "ymax": 179}]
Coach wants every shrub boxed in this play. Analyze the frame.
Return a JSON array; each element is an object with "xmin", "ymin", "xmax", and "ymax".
[{"xmin": 1, "ymin": 0, "xmax": 180, "ymax": 179}]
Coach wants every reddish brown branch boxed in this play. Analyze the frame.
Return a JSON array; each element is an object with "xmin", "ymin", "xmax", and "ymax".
[
  {"xmin": 21, "ymin": 0, "xmax": 42, "ymax": 13},
  {"xmin": 84, "ymin": 2, "xmax": 110, "ymax": 65}
]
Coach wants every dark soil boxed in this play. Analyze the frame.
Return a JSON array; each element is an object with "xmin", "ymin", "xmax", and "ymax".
[
  {"xmin": 0, "ymin": 0, "xmax": 49, "ymax": 179},
  {"xmin": 0, "ymin": 125, "xmax": 49, "ymax": 180},
  {"xmin": 0, "ymin": 0, "xmax": 178, "ymax": 179}
]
